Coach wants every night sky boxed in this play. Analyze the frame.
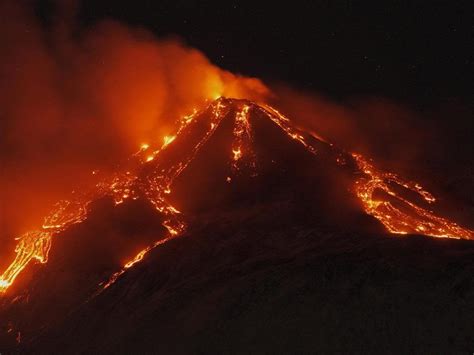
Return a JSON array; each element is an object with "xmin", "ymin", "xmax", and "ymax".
[{"xmin": 70, "ymin": 0, "xmax": 473, "ymax": 103}]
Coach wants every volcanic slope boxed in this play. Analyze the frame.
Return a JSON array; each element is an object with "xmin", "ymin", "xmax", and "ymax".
[{"xmin": 0, "ymin": 98, "xmax": 473, "ymax": 353}]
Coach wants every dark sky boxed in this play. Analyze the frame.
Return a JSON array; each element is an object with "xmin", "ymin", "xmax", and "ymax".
[
  {"xmin": 31, "ymin": 0, "xmax": 473, "ymax": 105},
  {"xmin": 71, "ymin": 0, "xmax": 473, "ymax": 104}
]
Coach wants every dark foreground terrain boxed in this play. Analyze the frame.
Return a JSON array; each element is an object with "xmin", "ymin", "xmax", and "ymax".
[
  {"xmin": 0, "ymin": 200, "xmax": 471, "ymax": 354},
  {"xmin": 1, "ymin": 98, "xmax": 473, "ymax": 354}
]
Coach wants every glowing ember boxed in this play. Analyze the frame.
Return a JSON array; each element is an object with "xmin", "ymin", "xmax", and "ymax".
[
  {"xmin": 162, "ymin": 135, "xmax": 176, "ymax": 147},
  {"xmin": 232, "ymin": 148, "xmax": 242, "ymax": 160}
]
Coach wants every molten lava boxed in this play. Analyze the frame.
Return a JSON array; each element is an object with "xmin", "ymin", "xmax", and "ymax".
[
  {"xmin": 1, "ymin": 97, "xmax": 473, "ymax": 295},
  {"xmin": 352, "ymin": 154, "xmax": 474, "ymax": 239},
  {"xmin": 231, "ymin": 104, "xmax": 256, "ymax": 173}
]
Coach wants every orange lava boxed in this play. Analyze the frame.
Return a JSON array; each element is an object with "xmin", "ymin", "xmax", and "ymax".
[
  {"xmin": 260, "ymin": 103, "xmax": 473, "ymax": 240},
  {"xmin": 1, "ymin": 97, "xmax": 473, "ymax": 296},
  {"xmin": 231, "ymin": 104, "xmax": 256, "ymax": 173},
  {"xmin": 352, "ymin": 153, "xmax": 474, "ymax": 239}
]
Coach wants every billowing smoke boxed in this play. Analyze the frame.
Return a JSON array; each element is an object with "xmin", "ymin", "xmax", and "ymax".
[{"xmin": 0, "ymin": 0, "xmax": 267, "ymax": 262}]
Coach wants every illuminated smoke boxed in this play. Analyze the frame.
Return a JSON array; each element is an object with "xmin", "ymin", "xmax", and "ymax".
[{"xmin": 0, "ymin": 1, "xmax": 268, "ymax": 263}]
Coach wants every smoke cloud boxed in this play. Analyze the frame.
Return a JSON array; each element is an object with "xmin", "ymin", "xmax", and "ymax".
[{"xmin": 0, "ymin": 0, "xmax": 267, "ymax": 261}]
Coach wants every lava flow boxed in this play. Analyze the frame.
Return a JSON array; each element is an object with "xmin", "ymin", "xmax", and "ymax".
[
  {"xmin": 231, "ymin": 104, "xmax": 256, "ymax": 174},
  {"xmin": 1, "ymin": 97, "xmax": 473, "ymax": 295},
  {"xmin": 352, "ymin": 153, "xmax": 474, "ymax": 239}
]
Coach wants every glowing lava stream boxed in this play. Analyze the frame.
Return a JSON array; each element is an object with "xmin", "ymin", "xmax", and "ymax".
[
  {"xmin": 100, "ymin": 98, "xmax": 228, "ymax": 290},
  {"xmin": 0, "ymin": 99, "xmax": 227, "ymax": 294},
  {"xmin": 351, "ymin": 154, "xmax": 474, "ymax": 239},
  {"xmin": 231, "ymin": 104, "xmax": 256, "ymax": 174},
  {"xmin": 258, "ymin": 103, "xmax": 474, "ymax": 240},
  {"xmin": 260, "ymin": 104, "xmax": 474, "ymax": 239},
  {"xmin": 1, "ymin": 97, "xmax": 473, "ymax": 295}
]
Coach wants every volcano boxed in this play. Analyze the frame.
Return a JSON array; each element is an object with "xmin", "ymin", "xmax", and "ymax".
[{"xmin": 1, "ymin": 98, "xmax": 474, "ymax": 353}]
